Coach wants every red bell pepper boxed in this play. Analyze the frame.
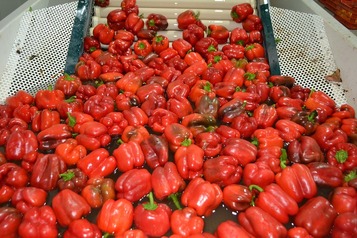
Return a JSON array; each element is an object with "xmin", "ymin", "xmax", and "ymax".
[
  {"xmin": 77, "ymin": 148, "xmax": 116, "ymax": 178},
  {"xmin": 106, "ymin": 9, "xmax": 126, "ymax": 31},
  {"xmin": 115, "ymin": 168, "xmax": 152, "ymax": 202},
  {"xmin": 307, "ymin": 162, "xmax": 344, "ymax": 187},
  {"xmin": 222, "ymin": 184, "xmax": 253, "ymax": 212},
  {"xmin": 181, "ymin": 113, "xmax": 217, "ymax": 137},
  {"xmin": 83, "ymin": 36, "xmax": 100, "ymax": 53},
  {"xmin": 244, "ymin": 43, "xmax": 265, "ymax": 61},
  {"xmin": 215, "ymin": 125, "xmax": 241, "ymax": 143},
  {"xmin": 115, "ymin": 91, "xmax": 140, "ymax": 111},
  {"xmin": 295, "ymin": 196, "xmax": 337, "ymax": 237},
  {"xmin": 11, "ymin": 187, "xmax": 47, "ymax": 214},
  {"xmin": 0, "ymin": 163, "xmax": 29, "ymax": 204},
  {"xmin": 215, "ymin": 220, "xmax": 254, "ymax": 238},
  {"xmin": 242, "ymin": 14, "xmax": 263, "ymax": 32},
  {"xmin": 58, "ymin": 168, "xmax": 88, "ymax": 193},
  {"xmin": 207, "ymin": 25, "xmax": 229, "ymax": 44},
  {"xmin": 229, "ymin": 27, "xmax": 249, "ymax": 46},
  {"xmin": 312, "ymin": 122, "xmax": 348, "ymax": 151},
  {"xmin": 140, "ymin": 134, "xmax": 169, "ymax": 169},
  {"xmin": 93, "ymin": 23, "xmax": 114, "ymax": 44},
  {"xmin": 253, "ymin": 104, "xmax": 278, "ymax": 128},
  {"xmin": 230, "ymin": 3, "xmax": 254, "ymax": 23},
  {"xmin": 11, "ymin": 103, "xmax": 38, "ymax": 124},
  {"xmin": 81, "ymin": 177, "xmax": 115, "ymax": 208},
  {"xmin": 76, "ymin": 121, "xmax": 111, "ymax": 151},
  {"xmin": 151, "ymin": 35, "xmax": 169, "ymax": 54},
  {"xmin": 177, "ymin": 10, "xmax": 205, "ymax": 30},
  {"xmin": 115, "ymin": 229, "xmax": 147, "ymax": 238},
  {"xmin": 243, "ymin": 161, "xmax": 275, "ymax": 189},
  {"xmin": 18, "ymin": 206, "xmax": 57, "ymax": 238},
  {"xmin": 194, "ymin": 37, "xmax": 218, "ymax": 59},
  {"xmin": 136, "ymin": 83, "xmax": 164, "ymax": 103},
  {"xmin": 151, "ymin": 162, "xmax": 186, "ymax": 200},
  {"xmin": 0, "ymin": 152, "xmax": 6, "ymax": 166},
  {"xmin": 341, "ymin": 118, "xmax": 357, "ymax": 145},
  {"xmin": 330, "ymin": 186, "xmax": 357, "ymax": 214},
  {"xmin": 230, "ymin": 113, "xmax": 257, "ymax": 139},
  {"xmin": 174, "ymin": 138, "xmax": 204, "ymax": 180},
  {"xmin": 249, "ymin": 30, "xmax": 263, "ymax": 43},
  {"xmin": 238, "ymin": 206, "xmax": 287, "ymax": 237},
  {"xmin": 140, "ymin": 93, "xmax": 167, "ymax": 117},
  {"xmin": 275, "ymin": 119, "xmax": 306, "ymax": 142},
  {"xmin": 63, "ymin": 219, "xmax": 102, "ymax": 238},
  {"xmin": 125, "ymin": 12, "xmax": 144, "ymax": 34},
  {"xmin": 0, "ymin": 207, "xmax": 22, "ymax": 238},
  {"xmin": 202, "ymin": 67, "xmax": 224, "ymax": 86},
  {"xmin": 52, "ymin": 188, "xmax": 91, "ymax": 227},
  {"xmin": 99, "ymin": 112, "xmax": 128, "ymax": 136},
  {"xmin": 166, "ymin": 79, "xmax": 190, "ymax": 99},
  {"xmin": 189, "ymin": 80, "xmax": 215, "ymax": 104},
  {"xmin": 327, "ymin": 142, "xmax": 357, "ymax": 172},
  {"xmin": 203, "ymin": 156, "xmax": 243, "ymax": 187},
  {"xmin": 75, "ymin": 59, "xmax": 102, "ymax": 81},
  {"xmin": 54, "ymin": 73, "xmax": 82, "ymax": 97},
  {"xmin": 56, "ymin": 97, "xmax": 84, "ymax": 119},
  {"xmin": 287, "ymin": 227, "xmax": 313, "ymax": 238},
  {"xmin": 167, "ymin": 96, "xmax": 194, "ymax": 119},
  {"xmin": 55, "ymin": 138, "xmax": 87, "ymax": 166},
  {"xmin": 252, "ymin": 183, "xmax": 299, "ymax": 224},
  {"xmin": 164, "ymin": 122, "xmax": 193, "ymax": 152},
  {"xmin": 275, "ymin": 163, "xmax": 317, "ymax": 203},
  {"xmin": 305, "ymin": 90, "xmax": 336, "ymax": 123},
  {"xmin": 113, "ymin": 140, "xmax": 145, "ymax": 172},
  {"xmin": 83, "ymin": 94, "xmax": 115, "ymax": 121},
  {"xmin": 121, "ymin": 125, "xmax": 150, "ymax": 144},
  {"xmin": 181, "ymin": 177, "xmax": 223, "ymax": 216},
  {"xmin": 134, "ymin": 192, "xmax": 172, "ymax": 237},
  {"xmin": 290, "ymin": 110, "xmax": 318, "ymax": 135},
  {"xmin": 222, "ymin": 67, "xmax": 245, "ymax": 87},
  {"xmin": 217, "ymin": 98, "xmax": 246, "ymax": 123},
  {"xmin": 195, "ymin": 131, "xmax": 222, "ymax": 157},
  {"xmin": 31, "ymin": 109, "xmax": 60, "ymax": 132},
  {"xmin": 331, "ymin": 212, "xmax": 357, "ymax": 238},
  {"xmin": 5, "ymin": 130, "xmax": 38, "ymax": 162},
  {"xmin": 96, "ymin": 82, "xmax": 119, "ymax": 99},
  {"xmin": 34, "ymin": 86, "xmax": 65, "ymax": 110},
  {"xmin": 171, "ymin": 207, "xmax": 204, "ymax": 237},
  {"xmin": 5, "ymin": 90, "xmax": 34, "ymax": 110},
  {"xmin": 67, "ymin": 111, "xmax": 95, "ymax": 133},
  {"xmin": 116, "ymin": 72, "xmax": 143, "ymax": 94},
  {"xmin": 30, "ymin": 153, "xmax": 66, "ymax": 191},
  {"xmin": 96, "ymin": 198, "xmax": 134, "ymax": 235},
  {"xmin": 146, "ymin": 13, "xmax": 168, "ymax": 31},
  {"xmin": 134, "ymin": 40, "xmax": 153, "ymax": 58},
  {"xmin": 172, "ymin": 38, "xmax": 192, "ymax": 58},
  {"xmin": 76, "ymin": 84, "xmax": 97, "ymax": 101},
  {"xmin": 122, "ymin": 107, "xmax": 148, "ymax": 127},
  {"xmin": 221, "ymin": 138, "xmax": 257, "ymax": 167},
  {"xmin": 287, "ymin": 136, "xmax": 324, "ymax": 164},
  {"xmin": 148, "ymin": 108, "xmax": 178, "ymax": 134}
]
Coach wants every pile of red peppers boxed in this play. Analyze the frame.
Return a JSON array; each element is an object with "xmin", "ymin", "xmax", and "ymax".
[{"xmin": 0, "ymin": 0, "xmax": 356, "ymax": 237}]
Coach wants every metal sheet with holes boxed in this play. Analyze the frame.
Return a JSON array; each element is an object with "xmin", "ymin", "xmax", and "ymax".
[{"xmin": 0, "ymin": 1, "xmax": 77, "ymax": 103}]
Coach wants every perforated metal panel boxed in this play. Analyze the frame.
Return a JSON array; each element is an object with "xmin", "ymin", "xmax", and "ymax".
[
  {"xmin": 270, "ymin": 6, "xmax": 347, "ymax": 105},
  {"xmin": 0, "ymin": 1, "xmax": 78, "ymax": 103}
]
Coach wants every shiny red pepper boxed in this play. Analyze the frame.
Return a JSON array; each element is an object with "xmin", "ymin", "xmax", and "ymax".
[
  {"xmin": 151, "ymin": 35, "xmax": 169, "ymax": 54},
  {"xmin": 222, "ymin": 44, "xmax": 245, "ymax": 60},
  {"xmin": 116, "ymin": 71, "xmax": 143, "ymax": 94},
  {"xmin": 106, "ymin": 9, "xmax": 127, "ymax": 31},
  {"xmin": 113, "ymin": 140, "xmax": 145, "ymax": 172},
  {"xmin": 181, "ymin": 177, "xmax": 223, "ymax": 217},
  {"xmin": 18, "ymin": 206, "xmax": 57, "ymax": 238},
  {"xmin": 35, "ymin": 86, "xmax": 65, "ymax": 110},
  {"xmin": 215, "ymin": 220, "xmax": 254, "ymax": 238},
  {"xmin": 253, "ymin": 104, "xmax": 278, "ymax": 128},
  {"xmin": 52, "ymin": 188, "xmax": 91, "ymax": 227},
  {"xmin": 134, "ymin": 40, "xmax": 153, "ymax": 57},
  {"xmin": 151, "ymin": 162, "xmax": 186, "ymax": 200},
  {"xmin": 125, "ymin": 12, "xmax": 144, "ymax": 34},
  {"xmin": 83, "ymin": 36, "xmax": 100, "ymax": 53},
  {"xmin": 0, "ymin": 163, "xmax": 29, "ymax": 204},
  {"xmin": 287, "ymin": 136, "xmax": 324, "ymax": 164},
  {"xmin": 31, "ymin": 109, "xmax": 60, "ymax": 132},
  {"xmin": 307, "ymin": 162, "xmax": 344, "ymax": 187},
  {"xmin": 305, "ymin": 90, "xmax": 336, "ymax": 123},
  {"xmin": 242, "ymin": 14, "xmax": 263, "ymax": 32},
  {"xmin": 75, "ymin": 59, "xmax": 102, "ymax": 81},
  {"xmin": 140, "ymin": 134, "xmax": 169, "ymax": 169},
  {"xmin": 171, "ymin": 207, "xmax": 205, "ymax": 237},
  {"xmin": 164, "ymin": 122, "xmax": 193, "ymax": 152},
  {"xmin": 195, "ymin": 130, "xmax": 222, "ymax": 157},
  {"xmin": 121, "ymin": 125, "xmax": 150, "ymax": 144},
  {"xmin": 99, "ymin": 111, "xmax": 128, "ymax": 136},
  {"xmin": 294, "ymin": 196, "xmax": 337, "ymax": 238},
  {"xmin": 11, "ymin": 187, "xmax": 47, "ymax": 214},
  {"xmin": 203, "ymin": 156, "xmax": 243, "ymax": 187},
  {"xmin": 177, "ymin": 10, "xmax": 205, "ymax": 30},
  {"xmin": 57, "ymin": 168, "xmax": 87, "ymax": 193},
  {"xmin": 63, "ymin": 219, "xmax": 102, "ymax": 238},
  {"xmin": 275, "ymin": 163, "xmax": 317, "ymax": 203},
  {"xmin": 93, "ymin": 23, "xmax": 114, "ymax": 44},
  {"xmin": 5, "ymin": 130, "xmax": 38, "ymax": 162},
  {"xmin": 194, "ymin": 37, "xmax": 218, "ymax": 59},
  {"xmin": 243, "ymin": 161, "xmax": 275, "ymax": 189},
  {"xmin": 238, "ymin": 206, "xmax": 287, "ymax": 237},
  {"xmin": 83, "ymin": 94, "xmax": 115, "ymax": 121},
  {"xmin": 140, "ymin": 93, "xmax": 167, "ymax": 117},
  {"xmin": 96, "ymin": 198, "xmax": 134, "ymax": 236},
  {"xmin": 75, "ymin": 121, "xmax": 111, "ymax": 151},
  {"xmin": 207, "ymin": 25, "xmax": 229, "ymax": 44},
  {"xmin": 134, "ymin": 192, "xmax": 172, "ymax": 237},
  {"xmin": 331, "ymin": 212, "xmax": 357, "ymax": 238},
  {"xmin": 56, "ymin": 97, "xmax": 84, "ymax": 119},
  {"xmin": 251, "ymin": 183, "xmax": 299, "ymax": 224},
  {"xmin": 54, "ymin": 73, "xmax": 82, "ymax": 96},
  {"xmin": 327, "ymin": 142, "xmax": 357, "ymax": 172},
  {"xmin": 115, "ymin": 168, "xmax": 152, "ymax": 202},
  {"xmin": 222, "ymin": 184, "xmax": 253, "ymax": 212},
  {"xmin": 221, "ymin": 138, "xmax": 257, "ymax": 166},
  {"xmin": 0, "ymin": 207, "xmax": 22, "ymax": 238},
  {"xmin": 81, "ymin": 177, "xmax": 115, "ymax": 208},
  {"xmin": 148, "ymin": 108, "xmax": 179, "ymax": 134},
  {"xmin": 275, "ymin": 119, "xmax": 306, "ymax": 142},
  {"xmin": 312, "ymin": 122, "xmax": 348, "ymax": 151},
  {"xmin": 330, "ymin": 186, "xmax": 357, "ymax": 214},
  {"xmin": 174, "ymin": 138, "xmax": 204, "ymax": 180},
  {"xmin": 146, "ymin": 13, "xmax": 168, "ymax": 31},
  {"xmin": 172, "ymin": 38, "xmax": 192, "ymax": 58},
  {"xmin": 231, "ymin": 113, "xmax": 258, "ymax": 139},
  {"xmin": 229, "ymin": 27, "xmax": 249, "ymax": 45},
  {"xmin": 341, "ymin": 118, "xmax": 357, "ymax": 145},
  {"xmin": 230, "ymin": 3, "xmax": 254, "ymax": 23},
  {"xmin": 76, "ymin": 84, "xmax": 97, "ymax": 101},
  {"xmin": 77, "ymin": 148, "xmax": 116, "ymax": 178}
]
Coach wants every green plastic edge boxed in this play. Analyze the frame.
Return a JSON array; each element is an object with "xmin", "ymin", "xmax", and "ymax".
[
  {"xmin": 64, "ymin": 0, "xmax": 93, "ymax": 74},
  {"xmin": 258, "ymin": 3, "xmax": 281, "ymax": 76}
]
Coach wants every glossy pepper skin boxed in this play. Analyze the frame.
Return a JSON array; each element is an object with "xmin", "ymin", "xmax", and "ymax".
[
  {"xmin": 106, "ymin": 9, "xmax": 127, "ymax": 31},
  {"xmin": 230, "ymin": 3, "xmax": 254, "ymax": 23},
  {"xmin": 32, "ymin": 109, "xmax": 60, "ymax": 132},
  {"xmin": 0, "ymin": 207, "xmax": 22, "ymax": 238},
  {"xmin": 312, "ymin": 122, "xmax": 348, "ymax": 152},
  {"xmin": 30, "ymin": 154, "xmax": 66, "ymax": 191},
  {"xmin": 307, "ymin": 162, "xmax": 344, "ymax": 188},
  {"xmin": 5, "ymin": 129, "xmax": 38, "ymax": 162},
  {"xmin": 52, "ymin": 188, "xmax": 91, "ymax": 227},
  {"xmin": 222, "ymin": 184, "xmax": 253, "ymax": 212},
  {"xmin": 63, "ymin": 219, "xmax": 102, "ymax": 238},
  {"xmin": 287, "ymin": 136, "xmax": 324, "ymax": 164},
  {"xmin": 171, "ymin": 207, "xmax": 204, "ymax": 237},
  {"xmin": 330, "ymin": 186, "xmax": 357, "ymax": 214},
  {"xmin": 34, "ymin": 87, "xmax": 65, "ymax": 110},
  {"xmin": 96, "ymin": 198, "xmax": 134, "ymax": 236},
  {"xmin": 54, "ymin": 73, "xmax": 82, "ymax": 97},
  {"xmin": 275, "ymin": 163, "xmax": 317, "ymax": 203},
  {"xmin": 151, "ymin": 162, "xmax": 186, "ymax": 200},
  {"xmin": 146, "ymin": 13, "xmax": 168, "ymax": 31},
  {"xmin": 238, "ymin": 206, "xmax": 287, "ymax": 237},
  {"xmin": 81, "ymin": 177, "xmax": 115, "ymax": 208},
  {"xmin": 115, "ymin": 168, "xmax": 152, "ymax": 202},
  {"xmin": 221, "ymin": 138, "xmax": 257, "ymax": 167},
  {"xmin": 37, "ymin": 124, "xmax": 72, "ymax": 151},
  {"xmin": 295, "ymin": 196, "xmax": 337, "ymax": 238},
  {"xmin": 134, "ymin": 192, "xmax": 172, "ymax": 237},
  {"xmin": 77, "ymin": 148, "xmax": 116, "ymax": 179},
  {"xmin": 331, "ymin": 212, "xmax": 357, "ymax": 238},
  {"xmin": 58, "ymin": 168, "xmax": 88, "ymax": 193},
  {"xmin": 140, "ymin": 134, "xmax": 169, "ymax": 169},
  {"xmin": 327, "ymin": 142, "xmax": 357, "ymax": 172},
  {"xmin": 18, "ymin": 206, "xmax": 57, "ymax": 238},
  {"xmin": 215, "ymin": 220, "xmax": 254, "ymax": 238},
  {"xmin": 0, "ymin": 163, "xmax": 29, "ymax": 204},
  {"xmin": 11, "ymin": 187, "xmax": 47, "ymax": 214},
  {"xmin": 164, "ymin": 123, "xmax": 193, "ymax": 152},
  {"xmin": 181, "ymin": 177, "xmax": 223, "ymax": 217},
  {"xmin": 203, "ymin": 156, "xmax": 243, "ymax": 187},
  {"xmin": 93, "ymin": 23, "xmax": 115, "ymax": 44},
  {"xmin": 113, "ymin": 140, "xmax": 145, "ymax": 172},
  {"xmin": 55, "ymin": 138, "xmax": 87, "ymax": 166},
  {"xmin": 252, "ymin": 183, "xmax": 299, "ymax": 224},
  {"xmin": 75, "ymin": 121, "xmax": 111, "ymax": 151}
]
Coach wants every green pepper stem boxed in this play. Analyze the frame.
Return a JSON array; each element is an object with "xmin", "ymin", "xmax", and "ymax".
[
  {"xmin": 67, "ymin": 112, "xmax": 76, "ymax": 127},
  {"xmin": 344, "ymin": 170, "xmax": 357, "ymax": 182},
  {"xmin": 181, "ymin": 138, "xmax": 192, "ymax": 147},
  {"xmin": 59, "ymin": 171, "xmax": 75, "ymax": 181},
  {"xmin": 249, "ymin": 184, "xmax": 264, "ymax": 193},
  {"xmin": 280, "ymin": 148, "xmax": 288, "ymax": 169},
  {"xmin": 143, "ymin": 192, "xmax": 158, "ymax": 210},
  {"xmin": 335, "ymin": 149, "xmax": 348, "ymax": 164},
  {"xmin": 169, "ymin": 193, "xmax": 182, "ymax": 210}
]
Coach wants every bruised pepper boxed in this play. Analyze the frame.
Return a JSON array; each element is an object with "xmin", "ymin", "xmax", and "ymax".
[{"xmin": 81, "ymin": 177, "xmax": 115, "ymax": 208}]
